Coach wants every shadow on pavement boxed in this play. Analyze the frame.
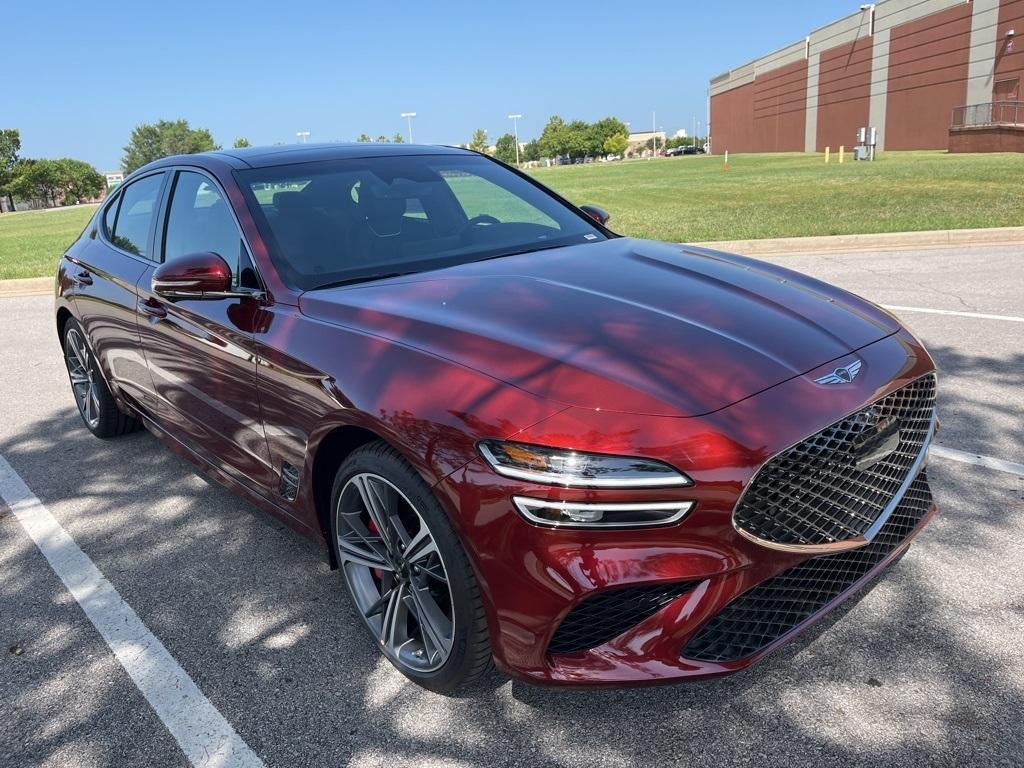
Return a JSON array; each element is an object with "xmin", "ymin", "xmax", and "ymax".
[{"xmin": 1, "ymin": 382, "xmax": 1022, "ymax": 767}]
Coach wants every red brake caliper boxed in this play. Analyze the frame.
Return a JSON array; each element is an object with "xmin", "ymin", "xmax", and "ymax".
[{"xmin": 367, "ymin": 517, "xmax": 384, "ymax": 581}]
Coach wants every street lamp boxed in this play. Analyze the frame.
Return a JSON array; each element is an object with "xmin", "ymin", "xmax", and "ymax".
[
  {"xmin": 296, "ymin": 131, "xmax": 310, "ymax": 144},
  {"xmin": 508, "ymin": 114, "xmax": 522, "ymax": 166},
  {"xmin": 400, "ymin": 112, "xmax": 417, "ymax": 143}
]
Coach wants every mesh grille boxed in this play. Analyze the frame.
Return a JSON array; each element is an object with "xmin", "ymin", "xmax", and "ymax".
[
  {"xmin": 548, "ymin": 581, "xmax": 700, "ymax": 656},
  {"xmin": 682, "ymin": 472, "xmax": 932, "ymax": 663},
  {"xmin": 734, "ymin": 373, "xmax": 936, "ymax": 547}
]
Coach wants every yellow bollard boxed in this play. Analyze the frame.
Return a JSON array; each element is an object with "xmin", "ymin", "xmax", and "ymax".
[
  {"xmin": 825, "ymin": 147, "xmax": 831, "ymax": 164},
  {"xmin": 839, "ymin": 145, "xmax": 845, "ymax": 164}
]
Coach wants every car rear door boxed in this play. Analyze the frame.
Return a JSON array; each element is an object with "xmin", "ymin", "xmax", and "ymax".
[
  {"xmin": 72, "ymin": 171, "xmax": 167, "ymax": 412},
  {"xmin": 134, "ymin": 167, "xmax": 275, "ymax": 493}
]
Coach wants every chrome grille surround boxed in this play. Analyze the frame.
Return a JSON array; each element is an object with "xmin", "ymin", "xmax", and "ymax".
[{"xmin": 732, "ymin": 373, "xmax": 937, "ymax": 553}]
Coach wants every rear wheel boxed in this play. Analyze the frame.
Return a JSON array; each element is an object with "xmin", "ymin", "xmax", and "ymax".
[
  {"xmin": 62, "ymin": 318, "xmax": 138, "ymax": 438},
  {"xmin": 329, "ymin": 442, "xmax": 493, "ymax": 693}
]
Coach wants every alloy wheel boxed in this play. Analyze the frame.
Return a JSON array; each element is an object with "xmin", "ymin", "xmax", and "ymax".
[
  {"xmin": 335, "ymin": 473, "xmax": 455, "ymax": 673},
  {"xmin": 65, "ymin": 328, "xmax": 101, "ymax": 429}
]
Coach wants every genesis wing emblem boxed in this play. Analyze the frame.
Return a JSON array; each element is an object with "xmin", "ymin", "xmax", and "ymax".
[{"xmin": 815, "ymin": 359, "xmax": 863, "ymax": 385}]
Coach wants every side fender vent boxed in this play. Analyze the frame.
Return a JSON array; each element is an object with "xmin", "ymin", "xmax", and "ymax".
[{"xmin": 279, "ymin": 462, "xmax": 300, "ymax": 502}]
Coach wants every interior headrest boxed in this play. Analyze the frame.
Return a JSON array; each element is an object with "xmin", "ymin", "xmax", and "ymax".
[{"xmin": 272, "ymin": 191, "xmax": 308, "ymax": 215}]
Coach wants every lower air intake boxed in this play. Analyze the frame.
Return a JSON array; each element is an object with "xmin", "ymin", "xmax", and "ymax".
[
  {"xmin": 549, "ymin": 581, "xmax": 699, "ymax": 656},
  {"xmin": 682, "ymin": 472, "xmax": 933, "ymax": 664}
]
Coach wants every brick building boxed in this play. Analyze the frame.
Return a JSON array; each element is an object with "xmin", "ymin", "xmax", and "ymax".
[{"xmin": 709, "ymin": 0, "xmax": 1024, "ymax": 153}]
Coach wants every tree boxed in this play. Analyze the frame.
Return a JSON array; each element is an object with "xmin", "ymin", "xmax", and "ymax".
[
  {"xmin": 233, "ymin": 137, "xmax": 251, "ymax": 148},
  {"xmin": 375, "ymin": 135, "xmax": 390, "ymax": 143},
  {"xmin": 493, "ymin": 133, "xmax": 518, "ymax": 164},
  {"xmin": 356, "ymin": 133, "xmax": 372, "ymax": 143},
  {"xmin": 0, "ymin": 128, "xmax": 21, "ymax": 211},
  {"xmin": 56, "ymin": 159, "xmax": 105, "ymax": 204},
  {"xmin": 603, "ymin": 132, "xmax": 628, "ymax": 156},
  {"xmin": 522, "ymin": 140, "xmax": 541, "ymax": 163},
  {"xmin": 538, "ymin": 115, "xmax": 567, "ymax": 159},
  {"xmin": 589, "ymin": 117, "xmax": 629, "ymax": 156},
  {"xmin": 563, "ymin": 120, "xmax": 591, "ymax": 160},
  {"xmin": 393, "ymin": 133, "xmax": 405, "ymax": 144},
  {"xmin": 8, "ymin": 157, "xmax": 103, "ymax": 206},
  {"xmin": 121, "ymin": 119, "xmax": 219, "ymax": 173},
  {"xmin": 468, "ymin": 128, "xmax": 489, "ymax": 153}
]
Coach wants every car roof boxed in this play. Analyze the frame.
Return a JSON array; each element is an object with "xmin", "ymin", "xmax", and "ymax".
[{"xmin": 144, "ymin": 142, "xmax": 475, "ymax": 172}]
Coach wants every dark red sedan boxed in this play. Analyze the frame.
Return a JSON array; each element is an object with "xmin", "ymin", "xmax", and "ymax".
[{"xmin": 56, "ymin": 144, "xmax": 937, "ymax": 693}]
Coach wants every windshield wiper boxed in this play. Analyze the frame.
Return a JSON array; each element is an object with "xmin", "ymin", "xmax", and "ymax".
[
  {"xmin": 473, "ymin": 241, "xmax": 573, "ymax": 264},
  {"xmin": 309, "ymin": 272, "xmax": 411, "ymax": 291}
]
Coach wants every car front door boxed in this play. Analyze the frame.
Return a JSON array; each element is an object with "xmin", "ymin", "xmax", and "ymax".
[
  {"xmin": 135, "ymin": 168, "xmax": 275, "ymax": 493},
  {"xmin": 72, "ymin": 171, "xmax": 167, "ymax": 412}
]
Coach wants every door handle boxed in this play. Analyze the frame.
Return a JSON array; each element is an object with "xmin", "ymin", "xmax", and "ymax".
[
  {"xmin": 138, "ymin": 297, "xmax": 167, "ymax": 319},
  {"xmin": 72, "ymin": 269, "xmax": 93, "ymax": 286}
]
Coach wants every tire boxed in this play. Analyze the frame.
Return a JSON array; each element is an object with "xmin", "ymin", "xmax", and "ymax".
[
  {"xmin": 328, "ymin": 441, "xmax": 493, "ymax": 694},
  {"xmin": 62, "ymin": 317, "xmax": 139, "ymax": 438}
]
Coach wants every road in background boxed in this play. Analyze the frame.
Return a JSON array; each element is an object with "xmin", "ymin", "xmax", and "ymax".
[{"xmin": 1, "ymin": 244, "xmax": 1021, "ymax": 767}]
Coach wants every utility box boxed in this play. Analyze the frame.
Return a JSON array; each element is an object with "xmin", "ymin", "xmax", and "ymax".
[{"xmin": 854, "ymin": 126, "xmax": 878, "ymax": 161}]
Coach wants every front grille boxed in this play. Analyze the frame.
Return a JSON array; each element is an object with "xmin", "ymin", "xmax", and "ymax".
[
  {"xmin": 548, "ymin": 581, "xmax": 700, "ymax": 656},
  {"xmin": 682, "ymin": 472, "xmax": 932, "ymax": 663},
  {"xmin": 734, "ymin": 373, "xmax": 936, "ymax": 548}
]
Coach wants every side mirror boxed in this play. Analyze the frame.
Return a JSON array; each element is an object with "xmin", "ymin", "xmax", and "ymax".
[
  {"xmin": 580, "ymin": 204, "xmax": 611, "ymax": 227},
  {"xmin": 152, "ymin": 252, "xmax": 233, "ymax": 299}
]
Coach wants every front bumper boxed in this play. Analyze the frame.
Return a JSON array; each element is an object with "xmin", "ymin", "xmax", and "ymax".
[{"xmin": 434, "ymin": 328, "xmax": 938, "ymax": 685}]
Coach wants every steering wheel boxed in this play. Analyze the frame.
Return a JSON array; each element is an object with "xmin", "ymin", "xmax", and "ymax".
[{"xmin": 458, "ymin": 213, "xmax": 501, "ymax": 244}]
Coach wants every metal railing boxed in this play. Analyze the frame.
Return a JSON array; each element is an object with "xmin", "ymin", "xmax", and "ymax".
[{"xmin": 951, "ymin": 101, "xmax": 1024, "ymax": 128}]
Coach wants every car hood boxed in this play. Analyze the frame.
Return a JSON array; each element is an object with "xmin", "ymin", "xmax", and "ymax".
[{"xmin": 299, "ymin": 238, "xmax": 900, "ymax": 417}]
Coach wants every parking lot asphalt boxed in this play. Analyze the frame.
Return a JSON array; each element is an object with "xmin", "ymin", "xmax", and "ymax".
[{"xmin": 1, "ymin": 243, "xmax": 1022, "ymax": 768}]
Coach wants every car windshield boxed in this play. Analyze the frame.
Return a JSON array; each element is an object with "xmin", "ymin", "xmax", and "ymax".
[{"xmin": 236, "ymin": 153, "xmax": 607, "ymax": 291}]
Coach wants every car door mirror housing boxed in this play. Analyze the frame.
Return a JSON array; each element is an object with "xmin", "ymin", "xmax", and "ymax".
[
  {"xmin": 579, "ymin": 204, "xmax": 611, "ymax": 226},
  {"xmin": 152, "ymin": 252, "xmax": 235, "ymax": 299}
]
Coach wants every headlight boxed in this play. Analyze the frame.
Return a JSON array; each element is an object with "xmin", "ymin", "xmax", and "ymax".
[
  {"xmin": 513, "ymin": 497, "xmax": 694, "ymax": 528},
  {"xmin": 477, "ymin": 440, "xmax": 692, "ymax": 488}
]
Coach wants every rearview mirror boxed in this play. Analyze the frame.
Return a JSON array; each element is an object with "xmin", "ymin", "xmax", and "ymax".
[
  {"xmin": 152, "ymin": 252, "xmax": 233, "ymax": 299},
  {"xmin": 580, "ymin": 204, "xmax": 611, "ymax": 226}
]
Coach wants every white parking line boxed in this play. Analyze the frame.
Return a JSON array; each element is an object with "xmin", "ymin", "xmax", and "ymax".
[
  {"xmin": 932, "ymin": 446, "xmax": 1024, "ymax": 478},
  {"xmin": 0, "ymin": 453, "xmax": 265, "ymax": 768},
  {"xmin": 883, "ymin": 305, "xmax": 1024, "ymax": 324}
]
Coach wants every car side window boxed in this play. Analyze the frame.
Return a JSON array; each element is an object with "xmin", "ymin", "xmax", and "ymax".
[
  {"xmin": 164, "ymin": 171, "xmax": 244, "ymax": 281},
  {"xmin": 103, "ymin": 194, "xmax": 120, "ymax": 236},
  {"xmin": 108, "ymin": 174, "xmax": 164, "ymax": 258}
]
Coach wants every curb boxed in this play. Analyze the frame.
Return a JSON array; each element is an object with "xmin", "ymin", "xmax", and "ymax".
[
  {"xmin": 0, "ymin": 277, "xmax": 52, "ymax": 298},
  {"xmin": 695, "ymin": 226, "xmax": 1024, "ymax": 256}
]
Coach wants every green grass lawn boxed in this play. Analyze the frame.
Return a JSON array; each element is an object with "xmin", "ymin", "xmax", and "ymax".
[
  {"xmin": 529, "ymin": 151, "xmax": 1024, "ymax": 242},
  {"xmin": 0, "ymin": 205, "xmax": 96, "ymax": 280},
  {"xmin": 2, "ymin": 151, "xmax": 1022, "ymax": 280}
]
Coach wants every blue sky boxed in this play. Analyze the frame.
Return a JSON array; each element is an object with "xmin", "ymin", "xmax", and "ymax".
[{"xmin": 5, "ymin": 0, "xmax": 860, "ymax": 170}]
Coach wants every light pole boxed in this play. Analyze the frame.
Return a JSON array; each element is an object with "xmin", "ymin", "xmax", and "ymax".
[
  {"xmin": 651, "ymin": 111, "xmax": 657, "ymax": 158},
  {"xmin": 296, "ymin": 131, "xmax": 310, "ymax": 144},
  {"xmin": 508, "ymin": 114, "xmax": 522, "ymax": 166},
  {"xmin": 401, "ymin": 112, "xmax": 416, "ymax": 143}
]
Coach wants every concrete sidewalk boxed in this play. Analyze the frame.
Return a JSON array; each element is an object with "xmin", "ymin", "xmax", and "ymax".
[{"xmin": 698, "ymin": 225, "xmax": 1024, "ymax": 256}]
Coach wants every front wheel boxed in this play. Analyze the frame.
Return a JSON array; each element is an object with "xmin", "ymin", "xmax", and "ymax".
[
  {"xmin": 328, "ymin": 442, "xmax": 493, "ymax": 694},
  {"xmin": 62, "ymin": 318, "xmax": 138, "ymax": 438}
]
